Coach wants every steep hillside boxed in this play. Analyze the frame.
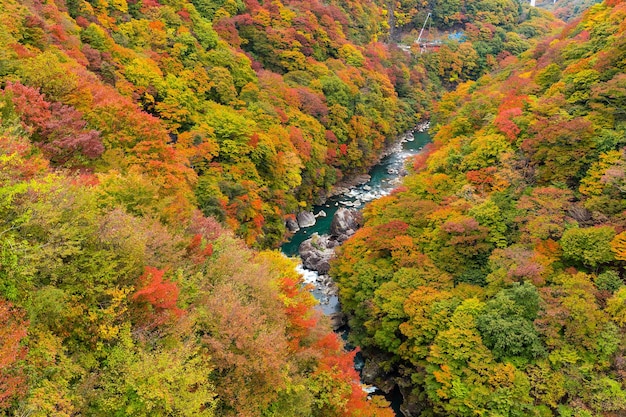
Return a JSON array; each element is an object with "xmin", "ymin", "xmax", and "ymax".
[
  {"xmin": 0, "ymin": 0, "xmax": 555, "ymax": 246},
  {"xmin": 332, "ymin": 0, "xmax": 626, "ymax": 415},
  {"xmin": 538, "ymin": 0, "xmax": 602, "ymax": 20},
  {"xmin": 0, "ymin": 0, "xmax": 432, "ymax": 247},
  {"xmin": 0, "ymin": 0, "xmax": 416, "ymax": 414},
  {"xmin": 0, "ymin": 151, "xmax": 398, "ymax": 416}
]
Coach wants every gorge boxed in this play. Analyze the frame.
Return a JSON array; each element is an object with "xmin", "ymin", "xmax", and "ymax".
[
  {"xmin": 282, "ymin": 128, "xmax": 431, "ymax": 414},
  {"xmin": 2, "ymin": 0, "xmax": 625, "ymax": 415}
]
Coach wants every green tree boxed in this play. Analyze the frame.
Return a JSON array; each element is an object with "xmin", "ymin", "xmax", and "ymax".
[
  {"xmin": 476, "ymin": 283, "xmax": 545, "ymax": 361},
  {"xmin": 560, "ymin": 226, "xmax": 615, "ymax": 268}
]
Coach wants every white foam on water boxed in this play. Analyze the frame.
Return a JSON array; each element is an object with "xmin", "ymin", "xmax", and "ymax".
[
  {"xmin": 362, "ymin": 385, "xmax": 379, "ymax": 394},
  {"xmin": 295, "ymin": 263, "xmax": 320, "ymax": 284}
]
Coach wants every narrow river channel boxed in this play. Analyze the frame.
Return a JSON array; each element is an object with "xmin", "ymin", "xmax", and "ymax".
[
  {"xmin": 281, "ymin": 128, "xmax": 431, "ymax": 416},
  {"xmin": 282, "ymin": 129, "xmax": 431, "ymax": 258}
]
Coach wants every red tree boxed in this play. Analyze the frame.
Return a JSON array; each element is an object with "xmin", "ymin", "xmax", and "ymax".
[
  {"xmin": 0, "ymin": 300, "xmax": 28, "ymax": 410},
  {"xmin": 5, "ymin": 82, "xmax": 104, "ymax": 164},
  {"xmin": 132, "ymin": 267, "xmax": 184, "ymax": 326}
]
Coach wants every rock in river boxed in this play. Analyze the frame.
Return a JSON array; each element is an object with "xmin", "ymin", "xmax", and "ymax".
[
  {"xmin": 315, "ymin": 210, "xmax": 327, "ymax": 218},
  {"xmin": 329, "ymin": 311, "xmax": 346, "ymax": 330},
  {"xmin": 330, "ymin": 208, "xmax": 362, "ymax": 242},
  {"xmin": 285, "ymin": 218, "xmax": 300, "ymax": 232},
  {"xmin": 297, "ymin": 211, "xmax": 316, "ymax": 228},
  {"xmin": 299, "ymin": 233, "xmax": 336, "ymax": 274}
]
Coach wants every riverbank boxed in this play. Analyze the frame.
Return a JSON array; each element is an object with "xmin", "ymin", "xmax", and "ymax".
[{"xmin": 283, "ymin": 128, "xmax": 431, "ymax": 326}]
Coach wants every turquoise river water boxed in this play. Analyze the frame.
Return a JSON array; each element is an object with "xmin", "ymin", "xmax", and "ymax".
[{"xmin": 281, "ymin": 130, "xmax": 431, "ymax": 257}]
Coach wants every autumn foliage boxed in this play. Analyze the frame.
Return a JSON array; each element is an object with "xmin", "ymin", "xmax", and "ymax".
[
  {"xmin": 0, "ymin": 0, "xmax": 609, "ymax": 414},
  {"xmin": 132, "ymin": 267, "xmax": 184, "ymax": 326},
  {"xmin": 0, "ymin": 301, "xmax": 28, "ymax": 410},
  {"xmin": 332, "ymin": 1, "xmax": 626, "ymax": 415}
]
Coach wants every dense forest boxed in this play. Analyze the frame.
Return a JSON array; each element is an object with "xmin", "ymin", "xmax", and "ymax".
[
  {"xmin": 0, "ymin": 0, "xmax": 556, "ymax": 247},
  {"xmin": 0, "ymin": 0, "xmax": 618, "ymax": 415},
  {"xmin": 332, "ymin": 0, "xmax": 626, "ymax": 415},
  {"xmin": 538, "ymin": 0, "xmax": 602, "ymax": 20}
]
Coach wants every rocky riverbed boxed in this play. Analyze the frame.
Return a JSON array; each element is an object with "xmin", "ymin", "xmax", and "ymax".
[
  {"xmin": 315, "ymin": 121, "xmax": 430, "ymax": 204},
  {"xmin": 297, "ymin": 207, "xmax": 363, "ymax": 329}
]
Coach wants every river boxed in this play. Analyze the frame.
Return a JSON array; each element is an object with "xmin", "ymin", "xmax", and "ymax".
[
  {"xmin": 281, "ymin": 128, "xmax": 431, "ymax": 415},
  {"xmin": 282, "ymin": 128, "xmax": 431, "ymax": 256},
  {"xmin": 281, "ymin": 129, "xmax": 431, "ymax": 311}
]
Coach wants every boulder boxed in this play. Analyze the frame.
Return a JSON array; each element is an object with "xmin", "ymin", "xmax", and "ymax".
[
  {"xmin": 361, "ymin": 359, "xmax": 383, "ymax": 385},
  {"xmin": 325, "ymin": 282, "xmax": 338, "ymax": 296},
  {"xmin": 299, "ymin": 233, "xmax": 335, "ymax": 274},
  {"xmin": 285, "ymin": 218, "xmax": 300, "ymax": 232},
  {"xmin": 361, "ymin": 354, "xmax": 395, "ymax": 392},
  {"xmin": 315, "ymin": 210, "xmax": 327, "ymax": 218},
  {"xmin": 399, "ymin": 384, "xmax": 423, "ymax": 417},
  {"xmin": 297, "ymin": 211, "xmax": 316, "ymax": 228},
  {"xmin": 329, "ymin": 311, "xmax": 346, "ymax": 330},
  {"xmin": 330, "ymin": 208, "xmax": 362, "ymax": 242}
]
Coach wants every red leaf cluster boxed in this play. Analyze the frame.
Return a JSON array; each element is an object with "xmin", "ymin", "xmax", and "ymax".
[
  {"xmin": 132, "ymin": 267, "xmax": 184, "ymax": 326},
  {"xmin": 0, "ymin": 301, "xmax": 28, "ymax": 410}
]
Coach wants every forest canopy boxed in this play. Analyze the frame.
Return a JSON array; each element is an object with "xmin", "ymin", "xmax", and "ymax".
[
  {"xmin": 0, "ymin": 0, "xmax": 607, "ymax": 415},
  {"xmin": 331, "ymin": 1, "xmax": 626, "ymax": 415}
]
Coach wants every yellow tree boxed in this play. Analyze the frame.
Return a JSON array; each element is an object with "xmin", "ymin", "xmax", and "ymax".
[{"xmin": 611, "ymin": 231, "xmax": 626, "ymax": 261}]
